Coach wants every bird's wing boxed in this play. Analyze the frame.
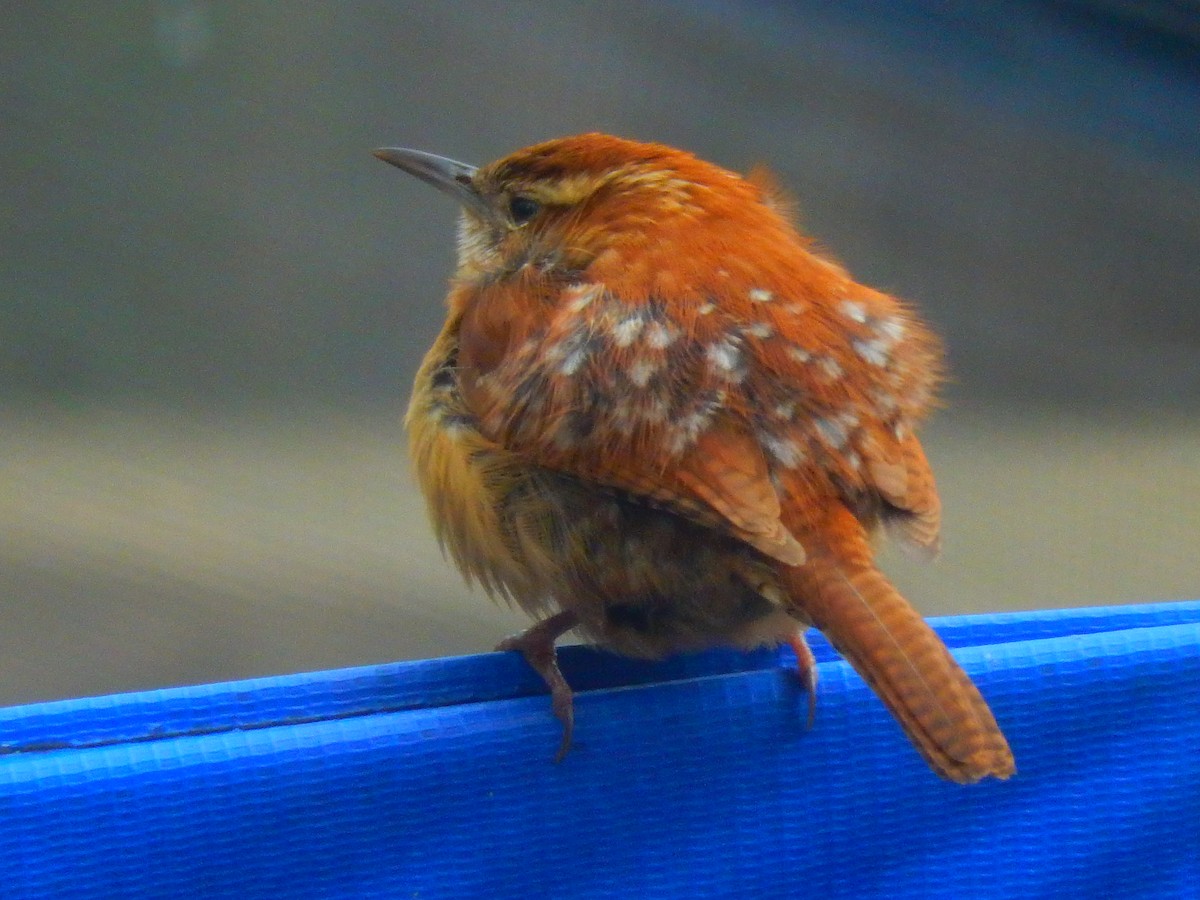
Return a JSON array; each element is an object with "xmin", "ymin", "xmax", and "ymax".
[
  {"xmin": 455, "ymin": 281, "xmax": 806, "ymax": 565},
  {"xmin": 865, "ymin": 429, "xmax": 942, "ymax": 555},
  {"xmin": 454, "ymin": 278, "xmax": 940, "ymax": 566}
]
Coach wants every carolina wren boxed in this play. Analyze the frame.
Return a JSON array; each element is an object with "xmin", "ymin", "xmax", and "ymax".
[{"xmin": 375, "ymin": 133, "xmax": 1014, "ymax": 782}]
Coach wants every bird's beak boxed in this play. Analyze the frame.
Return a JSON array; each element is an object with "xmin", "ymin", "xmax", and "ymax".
[{"xmin": 372, "ymin": 147, "xmax": 492, "ymax": 220}]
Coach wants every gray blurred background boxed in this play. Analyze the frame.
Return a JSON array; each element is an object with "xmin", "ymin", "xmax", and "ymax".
[{"xmin": 2, "ymin": 1, "xmax": 1197, "ymax": 707}]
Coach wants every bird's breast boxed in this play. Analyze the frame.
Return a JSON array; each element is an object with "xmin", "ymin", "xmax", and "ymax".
[{"xmin": 406, "ymin": 324, "xmax": 543, "ymax": 606}]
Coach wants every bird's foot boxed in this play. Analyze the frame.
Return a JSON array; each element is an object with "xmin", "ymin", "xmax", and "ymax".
[{"xmin": 496, "ymin": 610, "xmax": 580, "ymax": 761}]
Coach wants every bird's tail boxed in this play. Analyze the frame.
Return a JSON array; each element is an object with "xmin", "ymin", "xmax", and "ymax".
[{"xmin": 786, "ymin": 519, "xmax": 1014, "ymax": 782}]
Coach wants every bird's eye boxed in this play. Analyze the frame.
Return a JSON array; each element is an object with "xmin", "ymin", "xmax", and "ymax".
[{"xmin": 508, "ymin": 195, "xmax": 540, "ymax": 225}]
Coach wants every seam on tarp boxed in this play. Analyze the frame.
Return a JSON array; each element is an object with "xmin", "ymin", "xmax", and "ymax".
[{"xmin": 0, "ymin": 631, "xmax": 1088, "ymax": 758}]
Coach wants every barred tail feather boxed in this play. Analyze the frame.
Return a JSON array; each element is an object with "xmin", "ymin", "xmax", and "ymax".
[{"xmin": 789, "ymin": 555, "xmax": 1014, "ymax": 783}]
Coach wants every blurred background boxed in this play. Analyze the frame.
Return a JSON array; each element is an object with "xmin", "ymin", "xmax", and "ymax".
[{"xmin": 2, "ymin": 1, "xmax": 1197, "ymax": 707}]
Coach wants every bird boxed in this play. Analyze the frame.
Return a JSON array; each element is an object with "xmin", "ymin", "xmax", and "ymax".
[{"xmin": 374, "ymin": 133, "xmax": 1015, "ymax": 783}]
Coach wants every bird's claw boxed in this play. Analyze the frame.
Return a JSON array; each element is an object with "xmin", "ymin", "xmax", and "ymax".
[{"xmin": 788, "ymin": 631, "xmax": 819, "ymax": 730}]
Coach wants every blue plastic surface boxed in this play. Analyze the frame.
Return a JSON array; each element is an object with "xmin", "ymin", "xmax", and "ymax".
[{"xmin": 2, "ymin": 601, "xmax": 1199, "ymax": 898}]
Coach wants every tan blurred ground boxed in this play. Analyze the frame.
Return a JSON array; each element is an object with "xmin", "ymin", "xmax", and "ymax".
[{"xmin": 1, "ymin": 407, "xmax": 1194, "ymax": 707}]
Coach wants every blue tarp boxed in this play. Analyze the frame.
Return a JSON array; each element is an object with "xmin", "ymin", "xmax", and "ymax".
[{"xmin": 1, "ymin": 600, "xmax": 1198, "ymax": 898}]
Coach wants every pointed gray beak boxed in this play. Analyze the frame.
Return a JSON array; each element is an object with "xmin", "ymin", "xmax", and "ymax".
[{"xmin": 372, "ymin": 147, "xmax": 491, "ymax": 220}]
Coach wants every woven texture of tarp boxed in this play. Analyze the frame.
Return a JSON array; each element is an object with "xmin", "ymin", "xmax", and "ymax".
[{"xmin": 1, "ymin": 600, "xmax": 1198, "ymax": 898}]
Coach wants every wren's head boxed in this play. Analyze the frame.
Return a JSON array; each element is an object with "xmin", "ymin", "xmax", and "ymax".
[{"xmin": 373, "ymin": 133, "xmax": 807, "ymax": 290}]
